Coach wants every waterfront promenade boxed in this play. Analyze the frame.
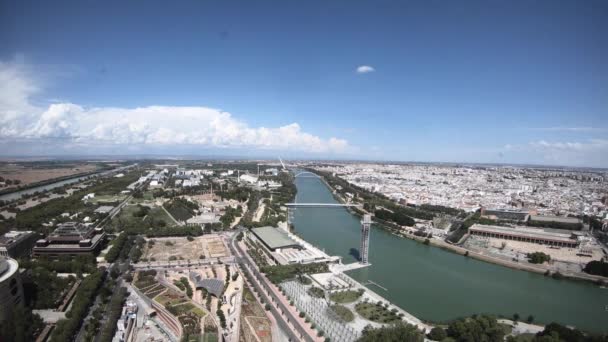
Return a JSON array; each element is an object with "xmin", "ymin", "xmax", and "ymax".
[
  {"xmin": 291, "ymin": 171, "xmax": 608, "ymax": 333},
  {"xmin": 229, "ymin": 230, "xmax": 322, "ymax": 342}
]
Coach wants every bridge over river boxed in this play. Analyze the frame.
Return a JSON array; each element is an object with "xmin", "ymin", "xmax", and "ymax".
[{"xmin": 289, "ymin": 170, "xmax": 608, "ymax": 334}]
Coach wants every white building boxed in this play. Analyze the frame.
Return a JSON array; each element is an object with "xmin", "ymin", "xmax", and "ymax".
[
  {"xmin": 0, "ymin": 257, "xmax": 23, "ymax": 321},
  {"xmin": 239, "ymin": 174, "xmax": 258, "ymax": 184}
]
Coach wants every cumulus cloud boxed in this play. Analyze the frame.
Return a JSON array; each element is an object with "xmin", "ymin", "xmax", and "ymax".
[
  {"xmin": 0, "ymin": 59, "xmax": 350, "ymax": 154},
  {"xmin": 356, "ymin": 65, "xmax": 375, "ymax": 74}
]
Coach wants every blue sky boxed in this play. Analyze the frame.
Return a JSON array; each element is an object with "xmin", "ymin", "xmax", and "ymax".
[{"xmin": 0, "ymin": 0, "xmax": 607, "ymax": 167}]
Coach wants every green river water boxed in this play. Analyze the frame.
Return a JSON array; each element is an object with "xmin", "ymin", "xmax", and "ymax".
[{"xmin": 291, "ymin": 174, "xmax": 608, "ymax": 333}]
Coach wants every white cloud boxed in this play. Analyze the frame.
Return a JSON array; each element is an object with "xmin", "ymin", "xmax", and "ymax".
[
  {"xmin": 504, "ymin": 139, "xmax": 608, "ymax": 167},
  {"xmin": 0, "ymin": 59, "xmax": 351, "ymax": 154},
  {"xmin": 356, "ymin": 65, "xmax": 375, "ymax": 74},
  {"xmin": 528, "ymin": 127, "xmax": 608, "ymax": 132},
  {"xmin": 529, "ymin": 139, "xmax": 608, "ymax": 151}
]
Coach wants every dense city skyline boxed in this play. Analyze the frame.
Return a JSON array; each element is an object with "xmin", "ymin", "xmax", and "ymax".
[{"xmin": 1, "ymin": 1, "xmax": 607, "ymax": 167}]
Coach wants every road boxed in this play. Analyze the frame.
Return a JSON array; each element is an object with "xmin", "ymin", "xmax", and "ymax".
[
  {"xmin": 130, "ymin": 256, "xmax": 235, "ymax": 269},
  {"xmin": 75, "ymin": 175, "xmax": 146, "ymax": 341},
  {"xmin": 229, "ymin": 227, "xmax": 317, "ymax": 342}
]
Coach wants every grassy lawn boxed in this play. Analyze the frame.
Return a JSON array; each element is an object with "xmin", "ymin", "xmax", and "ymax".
[
  {"xmin": 500, "ymin": 323, "xmax": 513, "ymax": 336},
  {"xmin": 134, "ymin": 270, "xmax": 157, "ymax": 289},
  {"xmin": 155, "ymin": 293, "xmax": 188, "ymax": 307},
  {"xmin": 89, "ymin": 194, "xmax": 125, "ymax": 204},
  {"xmin": 331, "ymin": 304, "xmax": 354, "ymax": 322},
  {"xmin": 191, "ymin": 306, "xmax": 207, "ymax": 318},
  {"xmin": 307, "ymin": 287, "xmax": 325, "ymax": 298},
  {"xmin": 260, "ymin": 262, "xmax": 329, "ymax": 283},
  {"xmin": 243, "ymin": 288, "xmax": 256, "ymax": 302},
  {"xmin": 329, "ymin": 289, "xmax": 364, "ymax": 304},
  {"xmin": 297, "ymin": 275, "xmax": 312, "ymax": 285},
  {"xmin": 203, "ymin": 332, "xmax": 218, "ymax": 342},
  {"xmin": 111, "ymin": 204, "xmax": 143, "ymax": 227},
  {"xmin": 110, "ymin": 204, "xmax": 172, "ymax": 230},
  {"xmin": 512, "ymin": 333, "xmax": 536, "ymax": 341},
  {"xmin": 145, "ymin": 206, "xmax": 172, "ymax": 223},
  {"xmin": 167, "ymin": 302, "xmax": 196, "ymax": 316},
  {"xmin": 355, "ymin": 301, "xmax": 401, "ymax": 324}
]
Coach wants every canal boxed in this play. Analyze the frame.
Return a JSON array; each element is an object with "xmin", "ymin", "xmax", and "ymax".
[
  {"xmin": 291, "ymin": 173, "xmax": 608, "ymax": 333},
  {"xmin": 0, "ymin": 164, "xmax": 136, "ymax": 202}
]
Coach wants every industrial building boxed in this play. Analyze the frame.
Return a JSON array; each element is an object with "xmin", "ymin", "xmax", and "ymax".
[
  {"xmin": 0, "ymin": 230, "xmax": 40, "ymax": 258},
  {"xmin": 250, "ymin": 226, "xmax": 302, "ymax": 251},
  {"xmin": 480, "ymin": 208, "xmax": 532, "ymax": 222},
  {"xmin": 248, "ymin": 226, "xmax": 340, "ymax": 265},
  {"xmin": 469, "ymin": 224, "xmax": 580, "ymax": 248},
  {"xmin": 0, "ymin": 257, "xmax": 24, "ymax": 321},
  {"xmin": 33, "ymin": 222, "xmax": 106, "ymax": 257},
  {"xmin": 528, "ymin": 215, "xmax": 583, "ymax": 230}
]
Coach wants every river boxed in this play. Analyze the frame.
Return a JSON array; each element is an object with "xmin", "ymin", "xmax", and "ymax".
[
  {"xmin": 0, "ymin": 164, "xmax": 136, "ymax": 202},
  {"xmin": 291, "ymin": 174, "xmax": 608, "ymax": 333}
]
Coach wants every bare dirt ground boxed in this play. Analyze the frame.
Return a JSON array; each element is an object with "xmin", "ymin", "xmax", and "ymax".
[
  {"xmin": 466, "ymin": 236, "xmax": 603, "ymax": 264},
  {"xmin": 0, "ymin": 163, "xmax": 98, "ymax": 189},
  {"xmin": 143, "ymin": 235, "xmax": 230, "ymax": 261}
]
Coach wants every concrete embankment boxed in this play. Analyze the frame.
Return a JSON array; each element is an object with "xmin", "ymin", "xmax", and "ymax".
[{"xmin": 312, "ymin": 171, "xmax": 608, "ymax": 285}]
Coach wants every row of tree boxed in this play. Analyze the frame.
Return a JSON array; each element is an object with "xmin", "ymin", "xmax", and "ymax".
[
  {"xmin": 583, "ymin": 260, "xmax": 608, "ymax": 277},
  {"xmin": 105, "ymin": 232, "xmax": 128, "ymax": 262},
  {"xmin": 375, "ymin": 208, "xmax": 416, "ymax": 227},
  {"xmin": 50, "ymin": 270, "xmax": 105, "ymax": 342},
  {"xmin": 97, "ymin": 287, "xmax": 128, "ymax": 342}
]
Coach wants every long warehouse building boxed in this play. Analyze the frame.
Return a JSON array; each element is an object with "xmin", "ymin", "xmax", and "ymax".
[{"xmin": 469, "ymin": 224, "xmax": 580, "ymax": 248}]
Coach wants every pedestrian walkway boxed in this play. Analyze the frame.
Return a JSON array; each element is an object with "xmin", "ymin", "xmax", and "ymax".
[{"xmin": 281, "ymin": 280, "xmax": 360, "ymax": 342}]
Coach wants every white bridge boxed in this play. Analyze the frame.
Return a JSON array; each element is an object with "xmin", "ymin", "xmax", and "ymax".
[
  {"xmin": 293, "ymin": 171, "xmax": 321, "ymax": 178},
  {"xmin": 286, "ymin": 202, "xmax": 371, "ymax": 265}
]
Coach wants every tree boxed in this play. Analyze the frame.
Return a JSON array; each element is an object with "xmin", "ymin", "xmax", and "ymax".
[
  {"xmin": 0, "ymin": 306, "xmax": 44, "ymax": 342},
  {"xmin": 583, "ymin": 260, "xmax": 608, "ymax": 277},
  {"xmin": 527, "ymin": 252, "xmax": 551, "ymax": 264},
  {"xmin": 513, "ymin": 313, "xmax": 520, "ymax": 322},
  {"xmin": 427, "ymin": 327, "xmax": 447, "ymax": 341},
  {"xmin": 446, "ymin": 315, "xmax": 505, "ymax": 342},
  {"xmin": 527, "ymin": 315, "xmax": 534, "ymax": 324},
  {"xmin": 358, "ymin": 323, "xmax": 424, "ymax": 342},
  {"xmin": 537, "ymin": 322, "xmax": 586, "ymax": 342},
  {"xmin": 216, "ymin": 309, "xmax": 227, "ymax": 329}
]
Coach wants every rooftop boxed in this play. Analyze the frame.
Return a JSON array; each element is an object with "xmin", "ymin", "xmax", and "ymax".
[
  {"xmin": 189, "ymin": 273, "xmax": 224, "ymax": 297},
  {"xmin": 469, "ymin": 224, "xmax": 577, "ymax": 243},
  {"xmin": 0, "ymin": 230, "xmax": 35, "ymax": 246},
  {"xmin": 251, "ymin": 226, "xmax": 301, "ymax": 250},
  {"xmin": 0, "ymin": 257, "xmax": 18, "ymax": 282},
  {"xmin": 49, "ymin": 222, "xmax": 94, "ymax": 239},
  {"xmin": 529, "ymin": 215, "xmax": 581, "ymax": 224},
  {"xmin": 94, "ymin": 206, "xmax": 114, "ymax": 214}
]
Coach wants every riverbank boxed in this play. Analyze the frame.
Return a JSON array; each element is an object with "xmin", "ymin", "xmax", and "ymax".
[
  {"xmin": 0, "ymin": 164, "xmax": 136, "ymax": 204},
  {"xmin": 291, "ymin": 172, "xmax": 608, "ymax": 333},
  {"xmin": 0, "ymin": 169, "xmax": 103, "ymax": 197},
  {"xmin": 309, "ymin": 170, "xmax": 607, "ymax": 286}
]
